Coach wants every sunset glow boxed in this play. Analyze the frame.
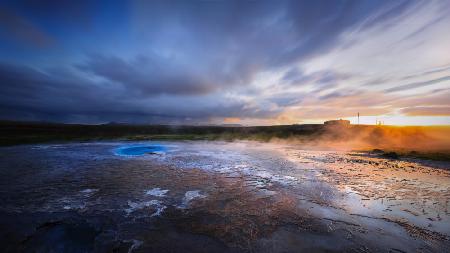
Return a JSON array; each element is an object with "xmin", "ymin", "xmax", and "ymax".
[
  {"xmin": 345, "ymin": 115, "xmax": 450, "ymax": 126},
  {"xmin": 0, "ymin": 0, "xmax": 449, "ymax": 125},
  {"xmin": 1, "ymin": 2, "xmax": 450, "ymax": 252}
]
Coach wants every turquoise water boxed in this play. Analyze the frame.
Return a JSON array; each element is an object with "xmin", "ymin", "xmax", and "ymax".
[
  {"xmin": 0, "ymin": 141, "xmax": 449, "ymax": 252},
  {"xmin": 115, "ymin": 144, "xmax": 166, "ymax": 156}
]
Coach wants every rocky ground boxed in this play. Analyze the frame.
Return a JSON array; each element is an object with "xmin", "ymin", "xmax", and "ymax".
[{"xmin": 0, "ymin": 141, "xmax": 449, "ymax": 252}]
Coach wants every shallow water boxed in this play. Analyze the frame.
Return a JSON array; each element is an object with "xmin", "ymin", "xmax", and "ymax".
[
  {"xmin": 115, "ymin": 144, "xmax": 166, "ymax": 156},
  {"xmin": 0, "ymin": 141, "xmax": 449, "ymax": 252}
]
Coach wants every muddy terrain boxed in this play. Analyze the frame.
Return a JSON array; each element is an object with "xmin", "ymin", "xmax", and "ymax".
[{"xmin": 0, "ymin": 141, "xmax": 449, "ymax": 252}]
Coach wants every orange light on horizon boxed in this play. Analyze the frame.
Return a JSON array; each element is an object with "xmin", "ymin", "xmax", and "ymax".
[
  {"xmin": 223, "ymin": 117, "xmax": 241, "ymax": 124},
  {"xmin": 344, "ymin": 115, "xmax": 450, "ymax": 126}
]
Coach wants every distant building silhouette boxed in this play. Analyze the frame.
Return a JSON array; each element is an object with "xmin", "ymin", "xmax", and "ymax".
[{"xmin": 324, "ymin": 119, "xmax": 351, "ymax": 126}]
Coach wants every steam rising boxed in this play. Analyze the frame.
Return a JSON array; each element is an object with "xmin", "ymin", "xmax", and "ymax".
[{"xmin": 274, "ymin": 125, "xmax": 450, "ymax": 152}]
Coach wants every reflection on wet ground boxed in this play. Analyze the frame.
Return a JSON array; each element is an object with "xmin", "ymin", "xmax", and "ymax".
[{"xmin": 0, "ymin": 141, "xmax": 449, "ymax": 252}]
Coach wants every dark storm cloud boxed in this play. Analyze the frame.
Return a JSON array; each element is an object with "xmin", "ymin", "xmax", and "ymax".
[
  {"xmin": 0, "ymin": 62, "xmax": 124, "ymax": 120},
  {"xmin": 77, "ymin": 54, "xmax": 215, "ymax": 96},
  {"xmin": 130, "ymin": 0, "xmax": 411, "ymax": 86},
  {"xmin": 0, "ymin": 62, "xmax": 189, "ymax": 123},
  {"xmin": 0, "ymin": 62, "xmax": 277, "ymax": 123},
  {"xmin": 1, "ymin": 0, "xmax": 444, "ymax": 124}
]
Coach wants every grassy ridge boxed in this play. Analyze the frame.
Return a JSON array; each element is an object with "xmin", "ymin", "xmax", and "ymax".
[
  {"xmin": 0, "ymin": 121, "xmax": 322, "ymax": 145},
  {"xmin": 1, "ymin": 120, "xmax": 449, "ymax": 161}
]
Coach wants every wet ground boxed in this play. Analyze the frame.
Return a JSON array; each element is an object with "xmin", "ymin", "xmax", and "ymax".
[{"xmin": 0, "ymin": 141, "xmax": 449, "ymax": 252}]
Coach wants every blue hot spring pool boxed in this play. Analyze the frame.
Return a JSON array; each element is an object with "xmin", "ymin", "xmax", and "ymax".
[
  {"xmin": 114, "ymin": 144, "xmax": 166, "ymax": 156},
  {"xmin": 0, "ymin": 141, "xmax": 449, "ymax": 252}
]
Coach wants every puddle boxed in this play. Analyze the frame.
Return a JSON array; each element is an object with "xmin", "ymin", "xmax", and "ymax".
[
  {"xmin": 125, "ymin": 199, "xmax": 166, "ymax": 217},
  {"xmin": 145, "ymin": 188, "xmax": 169, "ymax": 197},
  {"xmin": 1, "ymin": 141, "xmax": 449, "ymax": 252},
  {"xmin": 179, "ymin": 190, "xmax": 206, "ymax": 208}
]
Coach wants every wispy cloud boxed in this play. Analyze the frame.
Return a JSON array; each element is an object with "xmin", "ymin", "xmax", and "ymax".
[
  {"xmin": 0, "ymin": 0, "xmax": 449, "ymax": 124},
  {"xmin": 385, "ymin": 76, "xmax": 450, "ymax": 93},
  {"xmin": 401, "ymin": 106, "xmax": 450, "ymax": 116}
]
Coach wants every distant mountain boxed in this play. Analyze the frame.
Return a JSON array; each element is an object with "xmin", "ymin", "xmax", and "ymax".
[
  {"xmin": 102, "ymin": 121, "xmax": 129, "ymax": 126},
  {"xmin": 219, "ymin": 124, "xmax": 243, "ymax": 127}
]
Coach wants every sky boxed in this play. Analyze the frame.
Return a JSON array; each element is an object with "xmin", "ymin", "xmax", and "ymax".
[{"xmin": 0, "ymin": 0, "xmax": 449, "ymax": 126}]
